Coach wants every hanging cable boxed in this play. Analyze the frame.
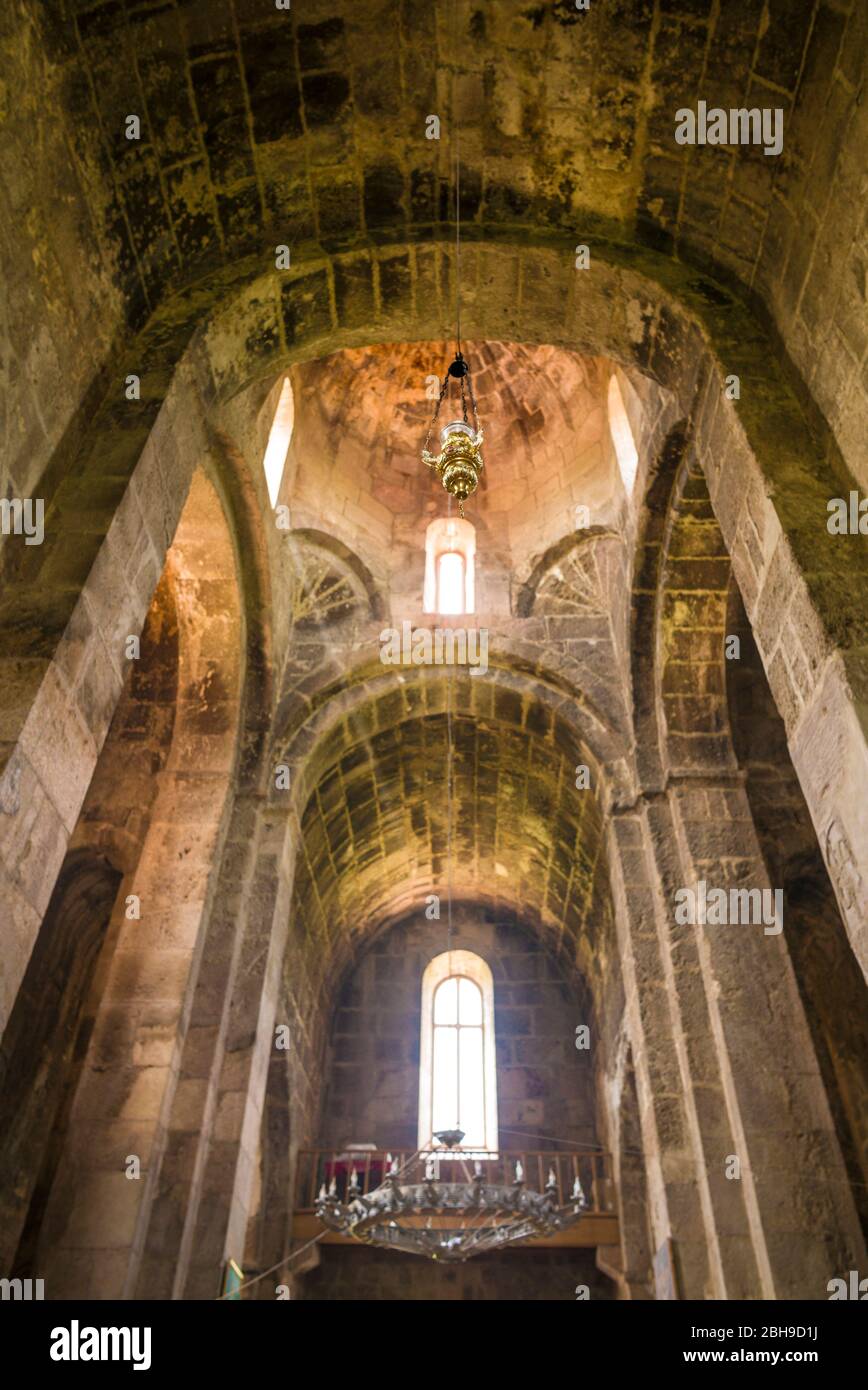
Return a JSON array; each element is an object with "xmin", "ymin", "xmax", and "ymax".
[
  {"xmin": 451, "ymin": 0, "xmax": 461, "ymax": 357},
  {"xmin": 455, "ymin": 90, "xmax": 461, "ymax": 356},
  {"xmin": 445, "ymin": 0, "xmax": 458, "ymax": 978},
  {"xmin": 445, "ymin": 668, "xmax": 454, "ymax": 962},
  {"xmin": 419, "ymin": 46, "xmax": 483, "ymax": 521}
]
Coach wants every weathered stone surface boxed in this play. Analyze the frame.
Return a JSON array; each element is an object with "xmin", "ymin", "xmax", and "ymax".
[{"xmin": 0, "ymin": 0, "xmax": 866, "ymax": 1308}]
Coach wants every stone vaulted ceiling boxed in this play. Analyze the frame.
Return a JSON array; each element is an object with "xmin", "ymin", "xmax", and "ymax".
[
  {"xmin": 19, "ymin": 0, "xmax": 857, "ymax": 318},
  {"xmin": 287, "ymin": 678, "xmax": 612, "ymax": 997},
  {"xmin": 2, "ymin": 0, "xmax": 863, "ymax": 1006},
  {"xmin": 287, "ymin": 338, "xmax": 622, "ymax": 564}
]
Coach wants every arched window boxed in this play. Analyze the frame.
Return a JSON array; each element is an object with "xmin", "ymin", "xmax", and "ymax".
[
  {"xmin": 607, "ymin": 373, "xmax": 639, "ymax": 497},
  {"xmin": 418, "ymin": 950, "xmax": 498, "ymax": 1151},
  {"xmin": 423, "ymin": 517, "xmax": 476, "ymax": 616},
  {"xmin": 262, "ymin": 376, "xmax": 294, "ymax": 507}
]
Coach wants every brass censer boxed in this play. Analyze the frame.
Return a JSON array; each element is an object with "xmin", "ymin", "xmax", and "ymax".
[{"xmin": 421, "ymin": 352, "xmax": 484, "ymax": 517}]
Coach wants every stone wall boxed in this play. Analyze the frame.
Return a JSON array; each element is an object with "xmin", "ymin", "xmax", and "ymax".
[
  {"xmin": 0, "ymin": 577, "xmax": 178, "ymax": 1274},
  {"xmin": 4, "ymin": 0, "xmax": 866, "ymax": 496},
  {"xmin": 319, "ymin": 907, "xmax": 598, "ymax": 1154},
  {"xmin": 1, "ymin": 1, "xmax": 866, "ymax": 1304},
  {"xmin": 726, "ymin": 583, "xmax": 868, "ymax": 1238},
  {"xmin": 300, "ymin": 1245, "xmax": 612, "ymax": 1302},
  {"xmin": 301, "ymin": 905, "xmax": 604, "ymax": 1300}
]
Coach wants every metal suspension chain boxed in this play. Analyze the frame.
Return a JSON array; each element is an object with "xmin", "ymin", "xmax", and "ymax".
[
  {"xmin": 465, "ymin": 363, "xmax": 479, "ymax": 434},
  {"xmin": 422, "ymin": 352, "xmax": 481, "ymax": 457},
  {"xmin": 422, "ymin": 372, "xmax": 451, "ymax": 457}
]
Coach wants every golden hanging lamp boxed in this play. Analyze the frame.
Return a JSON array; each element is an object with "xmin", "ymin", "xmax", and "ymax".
[{"xmin": 421, "ymin": 352, "xmax": 484, "ymax": 517}]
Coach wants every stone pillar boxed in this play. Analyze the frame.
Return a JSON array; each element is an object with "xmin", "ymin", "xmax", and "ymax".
[
  {"xmin": 36, "ymin": 688, "xmax": 238, "ymax": 1298},
  {"xmin": 609, "ymin": 806, "xmax": 762, "ymax": 1299},
  {"xmin": 665, "ymin": 777, "xmax": 866, "ymax": 1298},
  {"xmin": 0, "ymin": 388, "xmax": 201, "ymax": 1040},
  {"xmin": 696, "ymin": 377, "xmax": 868, "ymax": 978},
  {"xmin": 130, "ymin": 802, "xmax": 298, "ymax": 1301},
  {"xmin": 607, "ymin": 1047, "xmax": 654, "ymax": 1300},
  {"xmin": 614, "ymin": 772, "xmax": 867, "ymax": 1299}
]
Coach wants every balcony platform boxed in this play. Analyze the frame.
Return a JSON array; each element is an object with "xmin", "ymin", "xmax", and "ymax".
[
  {"xmin": 292, "ymin": 1147, "xmax": 620, "ymax": 1250},
  {"xmin": 291, "ymin": 1211, "xmax": 619, "ymax": 1248}
]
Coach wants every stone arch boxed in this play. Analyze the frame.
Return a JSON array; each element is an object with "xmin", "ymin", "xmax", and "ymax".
[
  {"xmin": 34, "ymin": 466, "xmax": 247, "ymax": 1300},
  {"xmin": 4, "ymin": 240, "xmax": 865, "ymax": 1011},
  {"xmin": 0, "ymin": 393, "xmax": 273, "ymax": 1034},
  {"xmin": 275, "ymin": 659, "xmax": 629, "ymax": 817},
  {"xmin": 8, "ymin": 0, "xmax": 865, "ymax": 501},
  {"xmin": 276, "ymin": 669, "xmax": 621, "ymax": 1044},
  {"xmin": 0, "ymin": 850, "xmax": 122, "ymax": 1275},
  {"xmin": 515, "ymin": 528, "xmax": 623, "ymax": 619},
  {"xmin": 610, "ymin": 1042, "xmax": 654, "ymax": 1300},
  {"xmin": 628, "ymin": 423, "xmax": 688, "ymax": 789},
  {"xmin": 0, "ymin": 567, "xmax": 184, "ymax": 1274},
  {"xmin": 725, "ymin": 578, "xmax": 868, "ymax": 1238},
  {"xmin": 631, "ymin": 399, "xmax": 867, "ymax": 972},
  {"xmin": 3, "ymin": 232, "xmax": 858, "ymax": 646},
  {"xmin": 657, "ymin": 458, "xmax": 735, "ymax": 777},
  {"xmin": 285, "ymin": 528, "xmax": 385, "ymax": 627}
]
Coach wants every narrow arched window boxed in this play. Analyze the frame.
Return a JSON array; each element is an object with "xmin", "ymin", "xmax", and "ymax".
[
  {"xmin": 418, "ymin": 950, "xmax": 498, "ymax": 1151},
  {"xmin": 423, "ymin": 517, "xmax": 476, "ymax": 616},
  {"xmin": 607, "ymin": 373, "xmax": 639, "ymax": 497},
  {"xmin": 262, "ymin": 376, "xmax": 294, "ymax": 507}
]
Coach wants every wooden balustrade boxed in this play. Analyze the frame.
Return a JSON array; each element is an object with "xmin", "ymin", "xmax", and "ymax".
[{"xmin": 290, "ymin": 1147, "xmax": 619, "ymax": 1248}]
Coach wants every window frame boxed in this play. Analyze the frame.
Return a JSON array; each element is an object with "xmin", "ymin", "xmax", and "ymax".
[
  {"xmin": 607, "ymin": 372, "xmax": 639, "ymax": 497},
  {"xmin": 417, "ymin": 949, "xmax": 498, "ymax": 1152},
  {"xmin": 423, "ymin": 517, "xmax": 476, "ymax": 616},
  {"xmin": 435, "ymin": 548, "xmax": 467, "ymax": 615},
  {"xmin": 262, "ymin": 375, "xmax": 294, "ymax": 508}
]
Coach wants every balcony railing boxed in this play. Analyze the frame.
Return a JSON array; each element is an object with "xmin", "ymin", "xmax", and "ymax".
[{"xmin": 293, "ymin": 1147, "xmax": 616, "ymax": 1216}]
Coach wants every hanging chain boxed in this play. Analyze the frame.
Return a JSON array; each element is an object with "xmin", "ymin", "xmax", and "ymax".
[
  {"xmin": 445, "ymin": 660, "xmax": 454, "ymax": 973},
  {"xmin": 421, "ymin": 0, "xmax": 482, "ymax": 480},
  {"xmin": 422, "ymin": 356, "xmax": 480, "ymax": 455},
  {"xmin": 465, "ymin": 363, "xmax": 479, "ymax": 434},
  {"xmin": 454, "ymin": 0, "xmax": 461, "ymax": 359},
  {"xmin": 455, "ymin": 128, "xmax": 461, "ymax": 357},
  {"xmin": 422, "ymin": 372, "xmax": 450, "ymax": 457}
]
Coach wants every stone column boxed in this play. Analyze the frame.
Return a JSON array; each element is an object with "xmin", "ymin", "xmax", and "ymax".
[
  {"xmin": 36, "ymin": 688, "xmax": 238, "ymax": 1298},
  {"xmin": 0, "ymin": 387, "xmax": 202, "ymax": 1039},
  {"xmin": 696, "ymin": 376, "xmax": 868, "ymax": 978},
  {"xmin": 665, "ymin": 777, "xmax": 866, "ymax": 1298},
  {"xmin": 136, "ymin": 802, "xmax": 298, "ymax": 1301},
  {"xmin": 609, "ymin": 806, "xmax": 763, "ymax": 1299}
]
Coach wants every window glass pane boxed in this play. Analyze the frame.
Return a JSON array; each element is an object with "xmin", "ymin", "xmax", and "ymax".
[
  {"xmin": 262, "ymin": 377, "xmax": 294, "ymax": 507},
  {"xmin": 458, "ymin": 1027, "xmax": 485, "ymax": 1148},
  {"xmin": 608, "ymin": 374, "xmax": 639, "ymax": 496},
  {"xmin": 437, "ymin": 551, "xmax": 465, "ymax": 615},
  {"xmin": 457, "ymin": 975, "xmax": 482, "ymax": 1024},
  {"xmin": 433, "ymin": 977, "xmax": 458, "ymax": 1024},
  {"xmin": 432, "ymin": 1026, "xmax": 458, "ymax": 1133},
  {"xmin": 419, "ymin": 950, "xmax": 498, "ymax": 1154}
]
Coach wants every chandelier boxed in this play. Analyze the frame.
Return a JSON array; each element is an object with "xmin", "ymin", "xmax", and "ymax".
[
  {"xmin": 315, "ymin": 1131, "xmax": 587, "ymax": 1262},
  {"xmin": 422, "ymin": 352, "xmax": 484, "ymax": 518}
]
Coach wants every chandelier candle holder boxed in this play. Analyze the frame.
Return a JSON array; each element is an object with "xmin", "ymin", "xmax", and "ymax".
[
  {"xmin": 314, "ymin": 1132, "xmax": 588, "ymax": 1262},
  {"xmin": 422, "ymin": 352, "xmax": 484, "ymax": 516}
]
